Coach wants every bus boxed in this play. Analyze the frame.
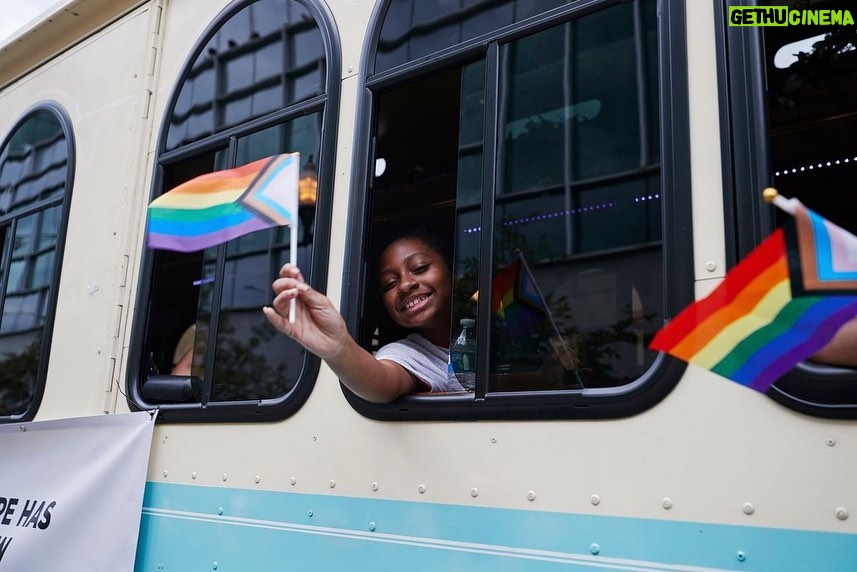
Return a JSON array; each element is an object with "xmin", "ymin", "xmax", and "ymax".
[{"xmin": 1, "ymin": 0, "xmax": 855, "ymax": 569}]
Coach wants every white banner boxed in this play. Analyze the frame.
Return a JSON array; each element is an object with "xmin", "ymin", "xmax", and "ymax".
[{"xmin": 0, "ymin": 411, "xmax": 156, "ymax": 571}]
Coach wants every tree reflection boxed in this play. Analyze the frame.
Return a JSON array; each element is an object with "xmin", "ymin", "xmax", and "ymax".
[
  {"xmin": 210, "ymin": 318, "xmax": 292, "ymax": 401},
  {"xmin": 453, "ymin": 227, "xmax": 659, "ymax": 390},
  {"xmin": 769, "ymin": 30, "xmax": 857, "ymax": 124},
  {"xmin": 0, "ymin": 335, "xmax": 40, "ymax": 416}
]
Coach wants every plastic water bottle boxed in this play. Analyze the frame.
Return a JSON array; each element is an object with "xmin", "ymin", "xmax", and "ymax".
[{"xmin": 448, "ymin": 318, "xmax": 477, "ymax": 391}]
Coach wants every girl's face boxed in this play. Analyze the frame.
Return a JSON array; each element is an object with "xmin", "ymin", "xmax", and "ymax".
[{"xmin": 378, "ymin": 237, "xmax": 451, "ymax": 340}]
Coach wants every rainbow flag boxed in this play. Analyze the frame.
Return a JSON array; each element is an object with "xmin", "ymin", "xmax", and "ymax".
[
  {"xmin": 147, "ymin": 153, "xmax": 299, "ymax": 252},
  {"xmin": 492, "ymin": 254, "xmax": 551, "ymax": 339},
  {"xmin": 650, "ymin": 196, "xmax": 857, "ymax": 392}
]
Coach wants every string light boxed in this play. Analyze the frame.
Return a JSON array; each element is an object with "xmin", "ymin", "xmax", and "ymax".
[
  {"xmin": 775, "ymin": 155, "xmax": 855, "ymax": 177},
  {"xmin": 461, "ymin": 194, "xmax": 659, "ymax": 234}
]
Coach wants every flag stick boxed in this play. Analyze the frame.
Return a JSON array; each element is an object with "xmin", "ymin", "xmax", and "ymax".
[
  {"xmin": 763, "ymin": 187, "xmax": 798, "ymax": 215},
  {"xmin": 289, "ymin": 221, "xmax": 297, "ymax": 323}
]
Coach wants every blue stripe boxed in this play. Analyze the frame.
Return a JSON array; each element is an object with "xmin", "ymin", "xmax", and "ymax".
[
  {"xmin": 135, "ymin": 482, "xmax": 857, "ymax": 572},
  {"xmin": 147, "ymin": 208, "xmax": 254, "ymax": 237}
]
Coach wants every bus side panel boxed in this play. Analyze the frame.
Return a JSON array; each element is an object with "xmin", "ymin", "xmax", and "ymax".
[
  {"xmin": 136, "ymin": 482, "xmax": 857, "ymax": 571},
  {"xmin": 0, "ymin": 4, "xmax": 159, "ymax": 420}
]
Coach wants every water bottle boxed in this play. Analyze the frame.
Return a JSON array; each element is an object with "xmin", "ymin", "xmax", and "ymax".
[{"xmin": 448, "ymin": 318, "xmax": 477, "ymax": 391}]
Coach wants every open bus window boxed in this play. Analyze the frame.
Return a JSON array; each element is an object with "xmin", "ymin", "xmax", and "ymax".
[
  {"xmin": 0, "ymin": 107, "xmax": 72, "ymax": 422},
  {"xmin": 129, "ymin": 0, "xmax": 339, "ymax": 421},
  {"xmin": 721, "ymin": 1, "xmax": 857, "ymax": 416},
  {"xmin": 764, "ymin": 8, "xmax": 857, "ymax": 411},
  {"xmin": 346, "ymin": 0, "xmax": 689, "ymax": 419}
]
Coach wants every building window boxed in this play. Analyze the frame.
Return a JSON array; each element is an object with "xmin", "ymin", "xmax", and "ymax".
[
  {"xmin": 127, "ymin": 0, "xmax": 339, "ymax": 421},
  {"xmin": 343, "ymin": 0, "xmax": 691, "ymax": 420},
  {"xmin": 0, "ymin": 106, "xmax": 74, "ymax": 421}
]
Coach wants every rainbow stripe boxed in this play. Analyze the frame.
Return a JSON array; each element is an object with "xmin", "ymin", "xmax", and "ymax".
[
  {"xmin": 651, "ymin": 201, "xmax": 857, "ymax": 392},
  {"xmin": 147, "ymin": 153, "xmax": 298, "ymax": 252}
]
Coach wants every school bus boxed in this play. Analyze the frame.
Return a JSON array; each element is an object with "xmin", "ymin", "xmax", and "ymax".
[{"xmin": 1, "ymin": 0, "xmax": 855, "ymax": 569}]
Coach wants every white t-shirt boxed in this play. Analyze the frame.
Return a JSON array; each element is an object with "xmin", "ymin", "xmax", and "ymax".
[{"xmin": 374, "ymin": 333, "xmax": 465, "ymax": 392}]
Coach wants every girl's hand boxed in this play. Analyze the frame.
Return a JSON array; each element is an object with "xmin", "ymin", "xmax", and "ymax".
[{"xmin": 263, "ymin": 264, "xmax": 349, "ymax": 360}]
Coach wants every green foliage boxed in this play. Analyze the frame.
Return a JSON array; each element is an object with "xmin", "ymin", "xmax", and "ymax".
[{"xmin": 210, "ymin": 318, "xmax": 292, "ymax": 401}]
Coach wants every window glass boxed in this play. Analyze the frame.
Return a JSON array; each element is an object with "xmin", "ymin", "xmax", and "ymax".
[
  {"xmin": 0, "ymin": 110, "xmax": 70, "ymax": 419},
  {"xmin": 490, "ymin": 7, "xmax": 661, "ymax": 390},
  {"xmin": 134, "ymin": 0, "xmax": 334, "ymax": 419},
  {"xmin": 362, "ymin": 0, "xmax": 669, "ymax": 409},
  {"xmin": 766, "ymin": 19, "xmax": 857, "ymax": 230},
  {"xmin": 376, "ymin": 0, "xmax": 571, "ymax": 73},
  {"xmin": 165, "ymin": 0, "xmax": 325, "ymax": 151}
]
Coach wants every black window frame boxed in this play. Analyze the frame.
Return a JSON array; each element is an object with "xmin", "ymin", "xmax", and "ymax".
[
  {"xmin": 0, "ymin": 103, "xmax": 75, "ymax": 423},
  {"xmin": 341, "ymin": 0, "xmax": 693, "ymax": 421},
  {"xmin": 715, "ymin": 0, "xmax": 857, "ymax": 419},
  {"xmin": 125, "ymin": 0, "xmax": 340, "ymax": 423}
]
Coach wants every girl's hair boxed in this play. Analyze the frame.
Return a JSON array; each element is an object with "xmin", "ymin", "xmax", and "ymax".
[{"xmin": 370, "ymin": 223, "xmax": 453, "ymax": 275}]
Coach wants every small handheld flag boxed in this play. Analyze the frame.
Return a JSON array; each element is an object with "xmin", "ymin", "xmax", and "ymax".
[
  {"xmin": 650, "ymin": 188, "xmax": 857, "ymax": 392},
  {"xmin": 147, "ymin": 152, "xmax": 300, "ymax": 321},
  {"xmin": 147, "ymin": 153, "xmax": 299, "ymax": 252}
]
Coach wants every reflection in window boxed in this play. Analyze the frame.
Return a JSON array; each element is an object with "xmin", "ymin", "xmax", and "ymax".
[
  {"xmin": 490, "ymin": 6, "xmax": 660, "ymax": 390},
  {"xmin": 767, "ymin": 25, "xmax": 857, "ymax": 232},
  {"xmin": 0, "ymin": 110, "xmax": 70, "ymax": 418},
  {"xmin": 165, "ymin": 0, "xmax": 325, "ymax": 151},
  {"xmin": 376, "ymin": 0, "xmax": 570, "ymax": 73}
]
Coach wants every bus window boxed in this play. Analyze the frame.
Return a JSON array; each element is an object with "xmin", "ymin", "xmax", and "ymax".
[
  {"xmin": 127, "ymin": 0, "xmax": 340, "ymax": 422},
  {"xmin": 344, "ymin": 0, "xmax": 691, "ymax": 420},
  {"xmin": 765, "ymin": 6, "xmax": 857, "ymax": 414},
  {"xmin": 488, "ymin": 12, "xmax": 662, "ymax": 392},
  {"xmin": 0, "ymin": 107, "xmax": 74, "ymax": 422},
  {"xmin": 719, "ymin": 0, "xmax": 857, "ymax": 417}
]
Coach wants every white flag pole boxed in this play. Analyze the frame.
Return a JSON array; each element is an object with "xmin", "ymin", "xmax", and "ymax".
[
  {"xmin": 763, "ymin": 186, "xmax": 798, "ymax": 215},
  {"xmin": 288, "ymin": 152, "xmax": 299, "ymax": 323},
  {"xmin": 289, "ymin": 220, "xmax": 297, "ymax": 323}
]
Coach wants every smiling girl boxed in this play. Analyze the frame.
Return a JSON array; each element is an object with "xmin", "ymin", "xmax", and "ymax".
[{"xmin": 263, "ymin": 232, "xmax": 464, "ymax": 403}]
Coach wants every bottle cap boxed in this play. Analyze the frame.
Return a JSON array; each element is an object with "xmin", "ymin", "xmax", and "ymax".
[{"xmin": 460, "ymin": 318, "xmax": 475, "ymax": 327}]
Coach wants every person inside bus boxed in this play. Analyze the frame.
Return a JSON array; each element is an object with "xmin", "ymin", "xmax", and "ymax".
[
  {"xmin": 170, "ymin": 324, "xmax": 195, "ymax": 376},
  {"xmin": 810, "ymin": 317, "xmax": 857, "ymax": 368},
  {"xmin": 263, "ymin": 229, "xmax": 465, "ymax": 403}
]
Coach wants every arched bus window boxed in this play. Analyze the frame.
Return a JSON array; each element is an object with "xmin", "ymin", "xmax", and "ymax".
[
  {"xmin": 127, "ymin": 0, "xmax": 339, "ymax": 422},
  {"xmin": 0, "ymin": 106, "xmax": 74, "ymax": 422},
  {"xmin": 343, "ymin": 0, "xmax": 692, "ymax": 420},
  {"xmin": 718, "ymin": 1, "xmax": 857, "ymax": 418}
]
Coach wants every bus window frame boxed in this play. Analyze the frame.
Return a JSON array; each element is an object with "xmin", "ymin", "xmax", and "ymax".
[
  {"xmin": 340, "ymin": 0, "xmax": 694, "ymax": 421},
  {"xmin": 124, "ymin": 0, "xmax": 341, "ymax": 423},
  {"xmin": 0, "ymin": 102, "xmax": 76, "ymax": 423}
]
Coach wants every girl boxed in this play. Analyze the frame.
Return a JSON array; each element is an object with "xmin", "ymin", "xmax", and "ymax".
[{"xmin": 263, "ymin": 233, "xmax": 464, "ymax": 402}]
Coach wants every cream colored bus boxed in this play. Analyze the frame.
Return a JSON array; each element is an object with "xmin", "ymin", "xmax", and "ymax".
[{"xmin": 1, "ymin": 0, "xmax": 855, "ymax": 569}]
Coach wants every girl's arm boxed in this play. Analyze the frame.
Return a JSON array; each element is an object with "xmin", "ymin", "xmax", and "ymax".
[{"xmin": 263, "ymin": 264, "xmax": 422, "ymax": 402}]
